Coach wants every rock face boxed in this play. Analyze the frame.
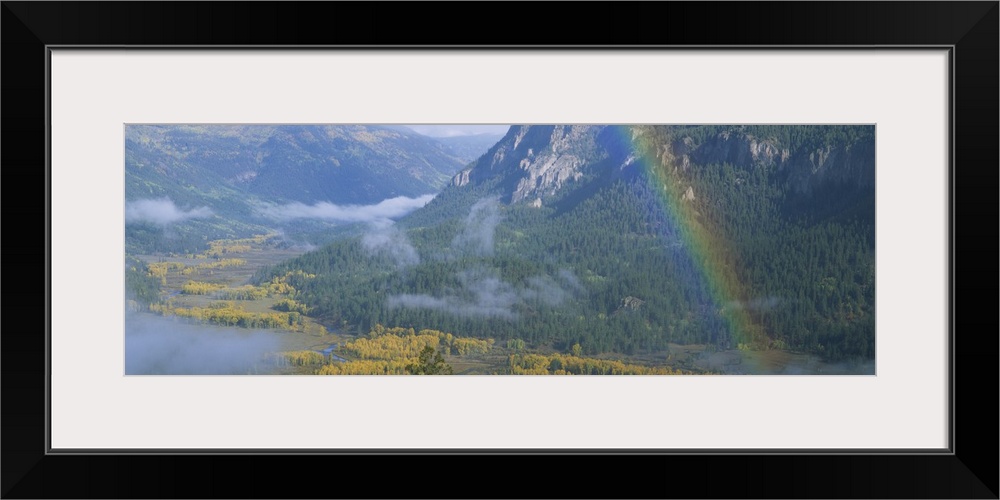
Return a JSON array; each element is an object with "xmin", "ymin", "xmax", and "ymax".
[
  {"xmin": 667, "ymin": 128, "xmax": 874, "ymax": 195},
  {"xmin": 451, "ymin": 124, "xmax": 875, "ymax": 206},
  {"xmin": 452, "ymin": 168, "xmax": 471, "ymax": 187},
  {"xmin": 689, "ymin": 130, "xmax": 787, "ymax": 169},
  {"xmin": 784, "ymin": 141, "xmax": 876, "ymax": 194},
  {"xmin": 452, "ymin": 125, "xmax": 607, "ymax": 204},
  {"xmin": 511, "ymin": 154, "xmax": 584, "ymax": 203},
  {"xmin": 614, "ymin": 296, "xmax": 645, "ymax": 315}
]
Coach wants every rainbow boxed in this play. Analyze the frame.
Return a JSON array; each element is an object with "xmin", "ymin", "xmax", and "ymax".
[{"xmin": 612, "ymin": 125, "xmax": 766, "ymax": 351}]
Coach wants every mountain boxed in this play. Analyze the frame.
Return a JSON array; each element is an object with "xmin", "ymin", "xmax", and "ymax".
[
  {"xmin": 260, "ymin": 125, "xmax": 876, "ymax": 362},
  {"xmin": 451, "ymin": 125, "xmax": 874, "ymax": 205},
  {"xmin": 126, "ymin": 124, "xmax": 468, "ymax": 206},
  {"xmin": 433, "ymin": 133, "xmax": 506, "ymax": 164},
  {"xmin": 124, "ymin": 125, "xmax": 472, "ymax": 253}
]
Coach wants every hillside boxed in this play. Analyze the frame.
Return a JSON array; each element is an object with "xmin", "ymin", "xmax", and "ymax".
[
  {"xmin": 433, "ymin": 133, "xmax": 506, "ymax": 164},
  {"xmin": 124, "ymin": 124, "xmax": 474, "ymax": 253},
  {"xmin": 259, "ymin": 125, "xmax": 876, "ymax": 363}
]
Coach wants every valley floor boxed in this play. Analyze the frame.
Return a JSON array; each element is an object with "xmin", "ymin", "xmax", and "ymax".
[{"xmin": 128, "ymin": 236, "xmax": 872, "ymax": 376}]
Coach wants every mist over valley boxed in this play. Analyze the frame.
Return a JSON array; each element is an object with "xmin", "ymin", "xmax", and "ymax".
[{"xmin": 126, "ymin": 124, "xmax": 876, "ymax": 375}]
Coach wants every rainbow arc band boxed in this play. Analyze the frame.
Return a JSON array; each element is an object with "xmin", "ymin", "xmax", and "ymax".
[{"xmin": 619, "ymin": 126, "xmax": 764, "ymax": 353}]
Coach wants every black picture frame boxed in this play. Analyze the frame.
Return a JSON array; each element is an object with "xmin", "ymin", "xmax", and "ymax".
[{"xmin": 3, "ymin": 2, "xmax": 996, "ymax": 498}]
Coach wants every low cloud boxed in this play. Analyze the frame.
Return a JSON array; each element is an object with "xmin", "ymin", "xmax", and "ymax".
[
  {"xmin": 125, "ymin": 314, "xmax": 279, "ymax": 375},
  {"xmin": 775, "ymin": 357, "xmax": 875, "ymax": 375},
  {"xmin": 451, "ymin": 197, "xmax": 501, "ymax": 257},
  {"xmin": 271, "ymin": 229, "xmax": 318, "ymax": 251},
  {"xmin": 387, "ymin": 267, "xmax": 584, "ymax": 320},
  {"xmin": 724, "ymin": 296, "xmax": 782, "ymax": 312},
  {"xmin": 125, "ymin": 197, "xmax": 213, "ymax": 226},
  {"xmin": 405, "ymin": 125, "xmax": 510, "ymax": 138},
  {"xmin": 361, "ymin": 220, "xmax": 419, "ymax": 268},
  {"xmin": 259, "ymin": 194, "xmax": 435, "ymax": 223},
  {"xmin": 388, "ymin": 268, "xmax": 520, "ymax": 320},
  {"xmin": 557, "ymin": 269, "xmax": 586, "ymax": 294},
  {"xmin": 384, "ymin": 196, "xmax": 584, "ymax": 320},
  {"xmin": 522, "ymin": 274, "xmax": 575, "ymax": 306}
]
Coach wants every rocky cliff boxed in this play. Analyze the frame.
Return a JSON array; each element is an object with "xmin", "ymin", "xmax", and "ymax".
[
  {"xmin": 451, "ymin": 125, "xmax": 607, "ymax": 204},
  {"xmin": 452, "ymin": 124, "xmax": 875, "ymax": 205},
  {"xmin": 653, "ymin": 127, "xmax": 875, "ymax": 195}
]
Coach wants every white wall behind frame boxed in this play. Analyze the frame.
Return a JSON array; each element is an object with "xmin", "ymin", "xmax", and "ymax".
[{"xmin": 50, "ymin": 50, "xmax": 949, "ymax": 450}]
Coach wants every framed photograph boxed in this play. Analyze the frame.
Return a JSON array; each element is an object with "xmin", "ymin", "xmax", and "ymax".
[{"xmin": 4, "ymin": 2, "xmax": 996, "ymax": 498}]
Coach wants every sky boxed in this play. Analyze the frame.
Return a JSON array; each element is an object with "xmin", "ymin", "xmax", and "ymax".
[{"xmin": 403, "ymin": 125, "xmax": 510, "ymax": 138}]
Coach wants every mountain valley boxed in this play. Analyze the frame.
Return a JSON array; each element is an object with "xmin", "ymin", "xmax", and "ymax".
[{"xmin": 126, "ymin": 124, "xmax": 876, "ymax": 374}]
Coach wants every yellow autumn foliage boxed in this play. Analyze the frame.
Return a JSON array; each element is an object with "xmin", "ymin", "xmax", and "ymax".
[
  {"xmin": 340, "ymin": 334, "xmax": 440, "ymax": 360},
  {"xmin": 218, "ymin": 285, "xmax": 269, "ymax": 300},
  {"xmin": 508, "ymin": 353, "xmax": 685, "ymax": 375},
  {"xmin": 150, "ymin": 302, "xmax": 304, "ymax": 330},
  {"xmin": 315, "ymin": 359, "xmax": 412, "ymax": 375},
  {"xmin": 265, "ymin": 350, "xmax": 325, "ymax": 366},
  {"xmin": 180, "ymin": 280, "xmax": 227, "ymax": 295},
  {"xmin": 315, "ymin": 325, "xmax": 495, "ymax": 374},
  {"xmin": 198, "ymin": 234, "xmax": 279, "ymax": 258},
  {"xmin": 196, "ymin": 258, "xmax": 246, "ymax": 270}
]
